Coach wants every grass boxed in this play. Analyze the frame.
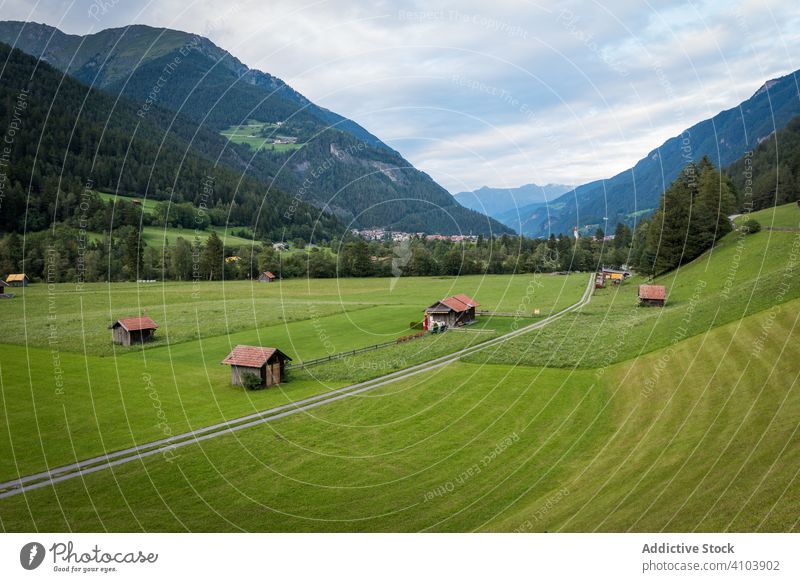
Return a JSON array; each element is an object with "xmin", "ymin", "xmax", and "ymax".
[
  {"xmin": 95, "ymin": 191, "xmax": 158, "ymax": 214},
  {"xmin": 87, "ymin": 226, "xmax": 255, "ymax": 248},
  {"xmin": 0, "ymin": 296, "xmax": 796, "ymax": 532},
  {"xmin": 0, "ymin": 274, "xmax": 586, "ymax": 481},
  {"xmin": 220, "ymin": 120, "xmax": 304, "ymax": 153},
  {"xmin": 734, "ymin": 202, "xmax": 800, "ymax": 229},
  {"xmin": 464, "ymin": 229, "xmax": 800, "ymax": 369}
]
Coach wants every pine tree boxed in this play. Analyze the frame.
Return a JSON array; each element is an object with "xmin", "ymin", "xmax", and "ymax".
[
  {"xmin": 122, "ymin": 228, "xmax": 144, "ymax": 280},
  {"xmin": 201, "ymin": 231, "xmax": 224, "ymax": 280}
]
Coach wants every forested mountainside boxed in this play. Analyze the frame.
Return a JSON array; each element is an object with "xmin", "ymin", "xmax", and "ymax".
[{"xmin": 0, "ymin": 21, "xmax": 511, "ymax": 235}]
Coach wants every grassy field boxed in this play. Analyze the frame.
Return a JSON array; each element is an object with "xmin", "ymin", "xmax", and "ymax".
[
  {"xmin": 95, "ymin": 191, "xmax": 158, "ymax": 214},
  {"xmin": 0, "ymin": 296, "xmax": 796, "ymax": 532},
  {"xmin": 734, "ymin": 201, "xmax": 800, "ymax": 229},
  {"xmin": 465, "ymin": 229, "xmax": 800, "ymax": 369},
  {"xmin": 88, "ymin": 226, "xmax": 255, "ymax": 248},
  {"xmin": 220, "ymin": 120, "xmax": 304, "ymax": 153},
  {"xmin": 0, "ymin": 274, "xmax": 586, "ymax": 481}
]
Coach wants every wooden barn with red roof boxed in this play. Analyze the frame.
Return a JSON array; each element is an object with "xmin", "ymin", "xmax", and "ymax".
[
  {"xmin": 424, "ymin": 294, "xmax": 480, "ymax": 328},
  {"xmin": 258, "ymin": 271, "xmax": 277, "ymax": 283},
  {"xmin": 222, "ymin": 345, "xmax": 292, "ymax": 387},
  {"xmin": 109, "ymin": 316, "xmax": 159, "ymax": 346},
  {"xmin": 638, "ymin": 284, "xmax": 667, "ymax": 307}
]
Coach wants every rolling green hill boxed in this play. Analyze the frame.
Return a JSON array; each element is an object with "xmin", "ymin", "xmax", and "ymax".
[{"xmin": 734, "ymin": 201, "xmax": 800, "ymax": 229}]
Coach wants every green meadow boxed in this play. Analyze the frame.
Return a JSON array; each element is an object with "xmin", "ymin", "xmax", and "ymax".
[
  {"xmin": 1, "ymin": 227, "xmax": 798, "ymax": 532},
  {"xmin": 465, "ymin": 229, "xmax": 800, "ymax": 369},
  {"xmin": 0, "ymin": 297, "xmax": 796, "ymax": 532},
  {"xmin": 734, "ymin": 201, "xmax": 800, "ymax": 229},
  {"xmin": 0, "ymin": 274, "xmax": 586, "ymax": 480},
  {"xmin": 220, "ymin": 120, "xmax": 304, "ymax": 153}
]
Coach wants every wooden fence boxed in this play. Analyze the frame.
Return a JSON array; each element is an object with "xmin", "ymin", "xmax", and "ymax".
[{"xmin": 286, "ymin": 331, "xmax": 428, "ymax": 370}]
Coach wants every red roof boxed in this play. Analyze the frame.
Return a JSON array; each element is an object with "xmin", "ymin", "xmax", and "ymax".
[
  {"xmin": 263, "ymin": 271, "xmax": 275, "ymax": 278},
  {"xmin": 452, "ymin": 294, "xmax": 480, "ymax": 308},
  {"xmin": 639, "ymin": 285, "xmax": 666, "ymax": 300},
  {"xmin": 441, "ymin": 296, "xmax": 469, "ymax": 311},
  {"xmin": 111, "ymin": 316, "xmax": 159, "ymax": 331},
  {"xmin": 427, "ymin": 294, "xmax": 480, "ymax": 313},
  {"xmin": 222, "ymin": 345, "xmax": 291, "ymax": 367}
]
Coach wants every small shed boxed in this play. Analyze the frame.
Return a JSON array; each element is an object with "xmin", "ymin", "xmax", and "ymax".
[
  {"xmin": 425, "ymin": 294, "xmax": 480, "ymax": 328},
  {"xmin": 638, "ymin": 285, "xmax": 666, "ymax": 307},
  {"xmin": 595, "ymin": 273, "xmax": 605, "ymax": 289},
  {"xmin": 109, "ymin": 316, "xmax": 159, "ymax": 345},
  {"xmin": 6, "ymin": 273, "xmax": 28, "ymax": 287},
  {"xmin": 222, "ymin": 345, "xmax": 291, "ymax": 387},
  {"xmin": 258, "ymin": 271, "xmax": 277, "ymax": 283}
]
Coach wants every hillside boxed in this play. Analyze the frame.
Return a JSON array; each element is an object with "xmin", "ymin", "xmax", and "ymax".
[
  {"xmin": 728, "ymin": 116, "xmax": 800, "ymax": 211},
  {"xmin": 453, "ymin": 182, "xmax": 572, "ymax": 223},
  {"xmin": 0, "ymin": 21, "xmax": 511, "ymax": 235},
  {"xmin": 0, "ymin": 41, "xmax": 339, "ymax": 240},
  {"xmin": 733, "ymin": 201, "xmax": 800, "ymax": 228},
  {"xmin": 509, "ymin": 70, "xmax": 800, "ymax": 236}
]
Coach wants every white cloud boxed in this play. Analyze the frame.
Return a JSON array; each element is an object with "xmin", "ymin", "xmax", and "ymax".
[{"xmin": 2, "ymin": 0, "xmax": 799, "ymax": 192}]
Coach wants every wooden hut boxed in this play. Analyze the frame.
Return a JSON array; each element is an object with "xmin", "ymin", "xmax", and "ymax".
[
  {"xmin": 6, "ymin": 273, "xmax": 28, "ymax": 287},
  {"xmin": 222, "ymin": 345, "xmax": 291, "ymax": 387},
  {"xmin": 424, "ymin": 294, "xmax": 480, "ymax": 328},
  {"xmin": 258, "ymin": 271, "xmax": 277, "ymax": 283},
  {"xmin": 109, "ymin": 316, "xmax": 159, "ymax": 346},
  {"xmin": 638, "ymin": 285, "xmax": 666, "ymax": 307},
  {"xmin": 595, "ymin": 273, "xmax": 605, "ymax": 289}
]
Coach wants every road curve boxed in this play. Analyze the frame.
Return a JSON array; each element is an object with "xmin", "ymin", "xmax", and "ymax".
[{"xmin": 0, "ymin": 274, "xmax": 595, "ymax": 499}]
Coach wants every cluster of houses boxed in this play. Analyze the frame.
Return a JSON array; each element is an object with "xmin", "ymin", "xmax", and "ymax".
[{"xmin": 350, "ymin": 228, "xmax": 479, "ymax": 243}]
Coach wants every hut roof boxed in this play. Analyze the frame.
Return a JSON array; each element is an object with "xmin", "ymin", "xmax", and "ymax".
[
  {"xmin": 441, "ymin": 296, "xmax": 470, "ymax": 311},
  {"xmin": 639, "ymin": 285, "xmax": 666, "ymax": 300},
  {"xmin": 427, "ymin": 293, "xmax": 480, "ymax": 313},
  {"xmin": 452, "ymin": 293, "xmax": 480, "ymax": 308},
  {"xmin": 222, "ymin": 345, "xmax": 291, "ymax": 367},
  {"xmin": 6, "ymin": 273, "xmax": 27, "ymax": 282},
  {"xmin": 110, "ymin": 316, "xmax": 159, "ymax": 331},
  {"xmin": 263, "ymin": 271, "xmax": 275, "ymax": 278}
]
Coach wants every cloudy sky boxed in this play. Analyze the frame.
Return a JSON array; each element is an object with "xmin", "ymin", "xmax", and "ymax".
[{"xmin": 3, "ymin": 0, "xmax": 799, "ymax": 193}]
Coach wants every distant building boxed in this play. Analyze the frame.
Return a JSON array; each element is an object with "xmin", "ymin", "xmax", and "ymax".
[
  {"xmin": 258, "ymin": 271, "xmax": 277, "ymax": 283},
  {"xmin": 222, "ymin": 345, "xmax": 291, "ymax": 387},
  {"xmin": 425, "ymin": 294, "xmax": 480, "ymax": 328},
  {"xmin": 109, "ymin": 316, "xmax": 159, "ymax": 346},
  {"xmin": 638, "ymin": 285, "xmax": 666, "ymax": 307},
  {"xmin": 272, "ymin": 242, "xmax": 289, "ymax": 251},
  {"xmin": 602, "ymin": 268, "xmax": 631, "ymax": 285},
  {"xmin": 595, "ymin": 273, "xmax": 605, "ymax": 289},
  {"xmin": 6, "ymin": 273, "xmax": 28, "ymax": 287}
]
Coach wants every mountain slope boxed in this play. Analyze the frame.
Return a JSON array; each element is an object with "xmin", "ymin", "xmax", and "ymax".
[
  {"xmin": 512, "ymin": 70, "xmax": 800, "ymax": 236},
  {"xmin": 0, "ymin": 21, "xmax": 511, "ymax": 235},
  {"xmin": 453, "ymin": 182, "xmax": 572, "ymax": 222},
  {"xmin": 727, "ymin": 115, "xmax": 800, "ymax": 210},
  {"xmin": 0, "ymin": 41, "xmax": 340, "ymax": 239}
]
